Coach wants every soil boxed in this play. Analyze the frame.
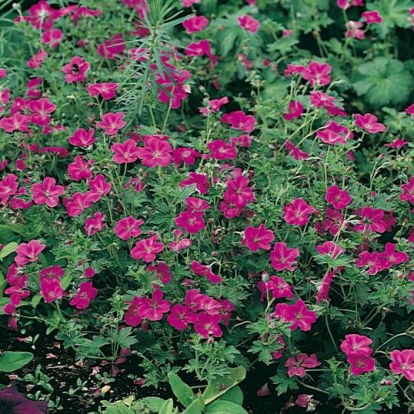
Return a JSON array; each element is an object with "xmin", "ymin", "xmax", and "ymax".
[{"xmin": 0, "ymin": 322, "xmax": 342, "ymax": 414}]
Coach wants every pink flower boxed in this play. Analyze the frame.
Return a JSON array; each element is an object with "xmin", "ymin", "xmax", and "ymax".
[
  {"xmin": 167, "ymin": 304, "xmax": 197, "ymax": 330},
  {"xmin": 355, "ymin": 251, "xmax": 387, "ymax": 275},
  {"xmin": 183, "ymin": 15, "xmax": 209, "ymax": 34},
  {"xmin": 348, "ymin": 354, "xmax": 375, "ymax": 375},
  {"xmin": 31, "ymin": 177, "xmax": 65, "ymax": 208},
  {"xmin": 28, "ymin": 49, "xmax": 48, "ymax": 69},
  {"xmin": 325, "ymin": 185, "xmax": 352, "ymax": 209},
  {"xmin": 175, "ymin": 211, "xmax": 206, "ymax": 234},
  {"xmin": 68, "ymin": 128, "xmax": 96, "ymax": 147},
  {"xmin": 114, "ymin": 216, "xmax": 144, "ymax": 240},
  {"xmin": 283, "ymin": 101, "xmax": 303, "ymax": 121},
  {"xmin": 136, "ymin": 137, "xmax": 173, "ymax": 167},
  {"xmin": 221, "ymin": 111, "xmax": 256, "ymax": 132},
  {"xmin": 131, "ymin": 235, "xmax": 164, "ymax": 262},
  {"xmin": 111, "ymin": 139, "xmax": 140, "ymax": 164},
  {"xmin": 354, "ymin": 207, "xmax": 387, "ymax": 234},
  {"xmin": 185, "ymin": 197, "xmax": 210, "ymax": 212},
  {"xmin": 238, "ymin": 15, "xmax": 260, "ymax": 33},
  {"xmin": 97, "ymin": 34, "xmax": 125, "ymax": 60},
  {"xmin": 124, "ymin": 296, "xmax": 144, "ymax": 326},
  {"xmin": 354, "ymin": 113, "xmax": 386, "ymax": 134},
  {"xmin": 185, "ymin": 40, "xmax": 214, "ymax": 58},
  {"xmin": 270, "ymin": 242, "xmax": 299, "ymax": 271},
  {"xmin": 381, "ymin": 243, "xmax": 409, "ymax": 267},
  {"xmin": 258, "ymin": 275, "xmax": 294, "ymax": 301},
  {"xmin": 241, "ymin": 224, "xmax": 274, "ymax": 252},
  {"xmin": 181, "ymin": 0, "xmax": 201, "ymax": 6},
  {"xmin": 200, "ymin": 97, "xmax": 228, "ymax": 115},
  {"xmin": 340, "ymin": 334, "xmax": 373, "ymax": 357},
  {"xmin": 0, "ymin": 174, "xmax": 19, "ymax": 205},
  {"xmin": 224, "ymin": 176, "xmax": 255, "ymax": 207},
  {"xmin": 173, "ymin": 148, "xmax": 201, "ymax": 166},
  {"xmin": 310, "ymin": 91, "xmax": 346, "ymax": 116},
  {"xmin": 303, "ymin": 61, "xmax": 331, "ymax": 87},
  {"xmin": 180, "ymin": 172, "xmax": 210, "ymax": 195},
  {"xmin": 64, "ymin": 192, "xmax": 94, "ymax": 217},
  {"xmin": 96, "ymin": 112, "xmax": 126, "ymax": 135},
  {"xmin": 389, "ymin": 350, "xmax": 414, "ymax": 381},
  {"xmin": 346, "ymin": 21, "xmax": 365, "ymax": 40},
  {"xmin": 15, "ymin": 240, "xmax": 46, "ymax": 266},
  {"xmin": 361, "ymin": 10, "xmax": 382, "ymax": 24},
  {"xmin": 67, "ymin": 156, "xmax": 93, "ymax": 181},
  {"xmin": 316, "ymin": 268, "xmax": 339, "ymax": 303},
  {"xmin": 384, "ymin": 138, "xmax": 408, "ymax": 149},
  {"xmin": 87, "ymin": 174, "xmax": 112, "ymax": 202},
  {"xmin": 317, "ymin": 121, "xmax": 353, "ymax": 145},
  {"xmin": 401, "ymin": 177, "xmax": 414, "ymax": 204},
  {"xmin": 62, "ymin": 56, "xmax": 90, "ymax": 83},
  {"xmin": 194, "ymin": 312, "xmax": 223, "ymax": 338},
  {"xmin": 147, "ymin": 262, "xmax": 171, "ymax": 284},
  {"xmin": 274, "ymin": 300, "xmax": 317, "ymax": 331},
  {"xmin": 84, "ymin": 212, "xmax": 106, "ymax": 236},
  {"xmin": 316, "ymin": 241, "xmax": 344, "ymax": 260},
  {"xmin": 207, "ymin": 139, "xmax": 237, "ymax": 160},
  {"xmin": 285, "ymin": 140, "xmax": 309, "ymax": 160},
  {"xmin": 191, "ymin": 260, "xmax": 222, "ymax": 284},
  {"xmin": 87, "ymin": 82, "xmax": 118, "ymax": 100},
  {"xmin": 40, "ymin": 278, "xmax": 64, "ymax": 303},
  {"xmin": 69, "ymin": 281, "xmax": 98, "ymax": 309},
  {"xmin": 42, "ymin": 28, "xmax": 63, "ymax": 48},
  {"xmin": 0, "ymin": 113, "xmax": 29, "ymax": 133},
  {"xmin": 283, "ymin": 198, "xmax": 316, "ymax": 226},
  {"xmin": 285, "ymin": 353, "xmax": 321, "ymax": 377},
  {"xmin": 139, "ymin": 290, "xmax": 170, "ymax": 321}
]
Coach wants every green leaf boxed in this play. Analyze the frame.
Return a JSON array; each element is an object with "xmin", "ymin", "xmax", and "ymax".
[
  {"xmin": 267, "ymin": 36, "xmax": 299, "ymax": 54},
  {"xmin": 202, "ymin": 366, "xmax": 246, "ymax": 405},
  {"xmin": 353, "ymin": 58, "xmax": 414, "ymax": 108},
  {"xmin": 0, "ymin": 242, "xmax": 18, "ymax": 260},
  {"xmin": 217, "ymin": 386, "xmax": 243, "ymax": 405},
  {"xmin": 181, "ymin": 397, "xmax": 205, "ymax": 414},
  {"xmin": 168, "ymin": 373, "xmax": 195, "ymax": 408},
  {"xmin": 216, "ymin": 27, "xmax": 241, "ymax": 57},
  {"xmin": 204, "ymin": 400, "xmax": 248, "ymax": 414},
  {"xmin": 0, "ymin": 351, "xmax": 34, "ymax": 373},
  {"xmin": 159, "ymin": 398, "xmax": 175, "ymax": 414},
  {"xmin": 139, "ymin": 397, "xmax": 166, "ymax": 412}
]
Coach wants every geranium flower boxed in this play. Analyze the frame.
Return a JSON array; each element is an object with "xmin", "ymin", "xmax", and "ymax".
[
  {"xmin": 84, "ymin": 212, "xmax": 106, "ymax": 236},
  {"xmin": 274, "ymin": 300, "xmax": 317, "ymax": 331},
  {"xmin": 138, "ymin": 290, "xmax": 170, "ymax": 321},
  {"xmin": 39, "ymin": 265, "xmax": 65, "ymax": 280},
  {"xmin": 346, "ymin": 21, "xmax": 365, "ymax": 40},
  {"xmin": 87, "ymin": 82, "xmax": 118, "ymax": 100},
  {"xmin": 354, "ymin": 113, "xmax": 386, "ymax": 134},
  {"xmin": 40, "ymin": 277, "xmax": 64, "ymax": 303},
  {"xmin": 401, "ymin": 177, "xmax": 414, "ymax": 204},
  {"xmin": 184, "ymin": 197, "xmax": 210, "ymax": 212},
  {"xmin": 167, "ymin": 304, "xmax": 197, "ymax": 330},
  {"xmin": 130, "ymin": 235, "xmax": 164, "ymax": 262},
  {"xmin": 175, "ymin": 211, "xmax": 206, "ymax": 234},
  {"xmin": 180, "ymin": 172, "xmax": 210, "ymax": 195},
  {"xmin": 224, "ymin": 176, "xmax": 255, "ymax": 207},
  {"xmin": 191, "ymin": 260, "xmax": 222, "ymax": 284},
  {"xmin": 87, "ymin": 174, "xmax": 112, "ymax": 202},
  {"xmin": 111, "ymin": 139, "xmax": 140, "ymax": 164},
  {"xmin": 62, "ymin": 56, "xmax": 90, "ymax": 83},
  {"xmin": 27, "ymin": 49, "xmax": 48, "ymax": 69},
  {"xmin": 283, "ymin": 101, "xmax": 304, "ymax": 121},
  {"xmin": 173, "ymin": 147, "xmax": 201, "ymax": 166},
  {"xmin": 147, "ymin": 261, "xmax": 171, "ymax": 284},
  {"xmin": 96, "ymin": 112, "xmax": 126, "ymax": 135},
  {"xmin": 285, "ymin": 353, "xmax": 321, "ymax": 378},
  {"xmin": 283, "ymin": 198, "xmax": 316, "ymax": 226},
  {"xmin": 316, "ymin": 268, "xmax": 339, "ymax": 302},
  {"xmin": 0, "ymin": 174, "xmax": 19, "ymax": 205},
  {"xmin": 207, "ymin": 139, "xmax": 237, "ymax": 160},
  {"xmin": 31, "ymin": 177, "xmax": 65, "ymax": 208},
  {"xmin": 303, "ymin": 61, "xmax": 331, "ymax": 86},
  {"xmin": 15, "ymin": 240, "xmax": 46, "ymax": 266},
  {"xmin": 69, "ymin": 281, "xmax": 98, "ymax": 309},
  {"xmin": 0, "ymin": 113, "xmax": 29, "ymax": 133},
  {"xmin": 270, "ymin": 242, "xmax": 300, "ymax": 271},
  {"xmin": 97, "ymin": 34, "xmax": 125, "ymax": 60},
  {"xmin": 183, "ymin": 15, "xmax": 209, "ymax": 34},
  {"xmin": 238, "ymin": 15, "xmax": 260, "ymax": 33},
  {"xmin": 221, "ymin": 111, "xmax": 256, "ymax": 132},
  {"xmin": 340, "ymin": 334, "xmax": 373, "ymax": 357},
  {"xmin": 354, "ymin": 207, "xmax": 387, "ymax": 234},
  {"xmin": 348, "ymin": 354, "xmax": 376, "ymax": 375},
  {"xmin": 136, "ymin": 136, "xmax": 173, "ymax": 167},
  {"xmin": 124, "ymin": 296, "xmax": 144, "ymax": 327},
  {"xmin": 355, "ymin": 250, "xmax": 387, "ymax": 275},
  {"xmin": 68, "ymin": 128, "xmax": 96, "ymax": 147},
  {"xmin": 361, "ymin": 10, "xmax": 382, "ymax": 24},
  {"xmin": 389, "ymin": 349, "xmax": 414, "ymax": 381},
  {"xmin": 64, "ymin": 192, "xmax": 94, "ymax": 217},
  {"xmin": 114, "ymin": 216, "xmax": 144, "ymax": 240},
  {"xmin": 0, "ymin": 383, "xmax": 47, "ymax": 414},
  {"xmin": 285, "ymin": 140, "xmax": 309, "ymax": 160},
  {"xmin": 317, "ymin": 121, "xmax": 353, "ymax": 145},
  {"xmin": 241, "ymin": 224, "xmax": 275, "ymax": 252},
  {"xmin": 316, "ymin": 241, "xmax": 344, "ymax": 260},
  {"xmin": 42, "ymin": 28, "xmax": 63, "ymax": 48},
  {"xmin": 258, "ymin": 275, "xmax": 294, "ymax": 300},
  {"xmin": 200, "ymin": 97, "xmax": 228, "ymax": 115},
  {"xmin": 194, "ymin": 312, "xmax": 223, "ymax": 338},
  {"xmin": 325, "ymin": 185, "xmax": 352, "ymax": 209}
]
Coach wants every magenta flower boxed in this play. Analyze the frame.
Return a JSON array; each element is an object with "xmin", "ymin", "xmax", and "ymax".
[
  {"xmin": 87, "ymin": 174, "xmax": 112, "ymax": 202},
  {"xmin": 346, "ymin": 20, "xmax": 365, "ymax": 40},
  {"xmin": 381, "ymin": 243, "xmax": 409, "ymax": 267},
  {"xmin": 185, "ymin": 40, "xmax": 214, "ymax": 58},
  {"xmin": 67, "ymin": 155, "xmax": 94, "ymax": 181},
  {"xmin": 221, "ymin": 111, "xmax": 256, "ymax": 133},
  {"xmin": 241, "ymin": 224, "xmax": 275, "ymax": 252},
  {"xmin": 62, "ymin": 56, "xmax": 90, "ymax": 83},
  {"xmin": 361, "ymin": 10, "xmax": 382, "ymax": 24},
  {"xmin": 39, "ymin": 265, "xmax": 65, "ymax": 280},
  {"xmin": 111, "ymin": 139, "xmax": 141, "ymax": 164},
  {"xmin": 167, "ymin": 304, "xmax": 197, "ymax": 330},
  {"xmin": 182, "ymin": 15, "xmax": 209, "ymax": 34},
  {"xmin": 64, "ymin": 192, "xmax": 94, "ymax": 217},
  {"xmin": 136, "ymin": 137, "xmax": 173, "ymax": 167},
  {"xmin": 285, "ymin": 140, "xmax": 309, "ymax": 160},
  {"xmin": 283, "ymin": 198, "xmax": 316, "ymax": 226},
  {"xmin": 114, "ymin": 216, "xmax": 144, "ymax": 240},
  {"xmin": 147, "ymin": 262, "xmax": 171, "ymax": 284},
  {"xmin": 285, "ymin": 353, "xmax": 321, "ymax": 378},
  {"xmin": 42, "ymin": 28, "xmax": 63, "ymax": 48},
  {"xmin": 87, "ymin": 82, "xmax": 118, "ymax": 100},
  {"xmin": 185, "ymin": 197, "xmax": 210, "ymax": 212},
  {"xmin": 348, "ymin": 354, "xmax": 376, "ymax": 375},
  {"xmin": 0, "ymin": 174, "xmax": 19, "ymax": 205},
  {"xmin": 31, "ymin": 177, "xmax": 65, "ymax": 208},
  {"xmin": 317, "ymin": 121, "xmax": 353, "ymax": 145},
  {"xmin": 354, "ymin": 113, "xmax": 386, "ymax": 134},
  {"xmin": 224, "ymin": 176, "xmax": 255, "ymax": 207},
  {"xmin": 173, "ymin": 147, "xmax": 201, "ymax": 166},
  {"xmin": 124, "ymin": 296, "xmax": 144, "ymax": 327},
  {"xmin": 354, "ymin": 207, "xmax": 387, "ymax": 234},
  {"xmin": 138, "ymin": 290, "xmax": 170, "ymax": 321},
  {"xmin": 175, "ymin": 211, "xmax": 206, "ymax": 234},
  {"xmin": 355, "ymin": 250, "xmax": 386, "ymax": 275},
  {"xmin": 84, "ymin": 212, "xmax": 106, "ymax": 236},
  {"xmin": 316, "ymin": 268, "xmax": 339, "ymax": 303},
  {"xmin": 389, "ymin": 350, "xmax": 414, "ymax": 381},
  {"xmin": 28, "ymin": 49, "xmax": 48, "ymax": 69},
  {"xmin": 96, "ymin": 112, "xmax": 126, "ymax": 136},
  {"xmin": 207, "ymin": 139, "xmax": 237, "ymax": 160},
  {"xmin": 257, "ymin": 275, "xmax": 294, "ymax": 301},
  {"xmin": 274, "ymin": 300, "xmax": 317, "ymax": 331},
  {"xmin": 180, "ymin": 172, "xmax": 210, "ymax": 195},
  {"xmin": 191, "ymin": 260, "xmax": 222, "ymax": 284},
  {"xmin": 68, "ymin": 128, "xmax": 96, "ymax": 147},
  {"xmin": 238, "ymin": 15, "xmax": 260, "ymax": 33},
  {"xmin": 69, "ymin": 281, "xmax": 98, "ymax": 309},
  {"xmin": 340, "ymin": 334, "xmax": 373, "ymax": 357},
  {"xmin": 283, "ymin": 100, "xmax": 304, "ymax": 121},
  {"xmin": 325, "ymin": 185, "xmax": 352, "ymax": 209},
  {"xmin": 15, "ymin": 240, "xmax": 46, "ymax": 266},
  {"xmin": 401, "ymin": 177, "xmax": 414, "ymax": 204},
  {"xmin": 316, "ymin": 241, "xmax": 344, "ymax": 260},
  {"xmin": 200, "ymin": 97, "xmax": 229, "ymax": 115},
  {"xmin": 303, "ymin": 61, "xmax": 331, "ymax": 86},
  {"xmin": 40, "ymin": 277, "xmax": 64, "ymax": 303},
  {"xmin": 130, "ymin": 235, "xmax": 164, "ymax": 262},
  {"xmin": 270, "ymin": 242, "xmax": 299, "ymax": 272},
  {"xmin": 97, "ymin": 34, "xmax": 125, "ymax": 60},
  {"xmin": 194, "ymin": 312, "xmax": 223, "ymax": 338}
]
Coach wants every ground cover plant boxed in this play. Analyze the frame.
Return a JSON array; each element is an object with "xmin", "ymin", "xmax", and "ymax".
[{"xmin": 1, "ymin": 0, "xmax": 414, "ymax": 412}]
